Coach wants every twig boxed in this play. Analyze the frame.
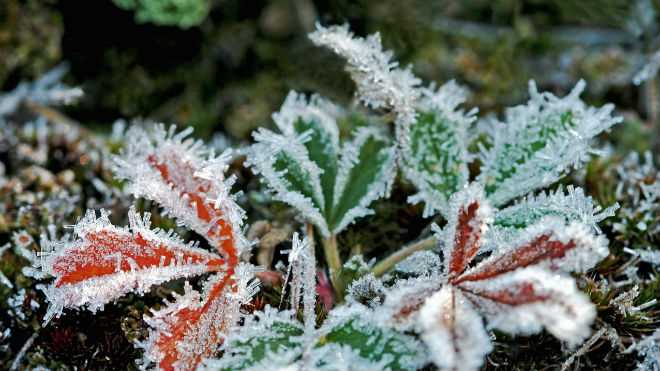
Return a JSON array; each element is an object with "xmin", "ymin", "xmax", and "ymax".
[{"xmin": 371, "ymin": 235, "xmax": 437, "ymax": 277}]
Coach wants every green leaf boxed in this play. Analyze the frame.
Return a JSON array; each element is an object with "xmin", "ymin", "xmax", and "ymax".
[
  {"xmin": 214, "ymin": 311, "xmax": 305, "ymax": 370},
  {"xmin": 293, "ymin": 118, "xmax": 339, "ymax": 216},
  {"xmin": 248, "ymin": 92, "xmax": 396, "ymax": 237},
  {"xmin": 478, "ymin": 81, "xmax": 621, "ymax": 206},
  {"xmin": 329, "ymin": 128, "xmax": 396, "ymax": 233},
  {"xmin": 273, "ymin": 150, "xmax": 325, "ymax": 211},
  {"xmin": 315, "ymin": 310, "xmax": 426, "ymax": 370},
  {"xmin": 403, "ymin": 110, "xmax": 469, "ymax": 217}
]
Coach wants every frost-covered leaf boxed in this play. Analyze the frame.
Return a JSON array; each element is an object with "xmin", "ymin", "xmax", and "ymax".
[
  {"xmin": 141, "ymin": 268, "xmax": 256, "ymax": 371},
  {"xmin": 493, "ymin": 185, "xmax": 618, "ymax": 232},
  {"xmin": 39, "ymin": 207, "xmax": 225, "ymax": 323},
  {"xmin": 199, "ymin": 307, "xmax": 304, "ymax": 371},
  {"xmin": 459, "ymin": 267, "xmax": 596, "ymax": 346},
  {"xmin": 113, "ymin": 124, "xmax": 248, "ymax": 259},
  {"xmin": 419, "ymin": 286, "xmax": 492, "ymax": 371},
  {"xmin": 247, "ymin": 93, "xmax": 396, "ymax": 237},
  {"xmin": 403, "ymin": 81, "xmax": 475, "ymax": 217},
  {"xmin": 330, "ymin": 127, "xmax": 396, "ymax": 234},
  {"xmin": 309, "ymin": 23, "xmax": 420, "ymax": 129},
  {"xmin": 441, "ymin": 183, "xmax": 493, "ymax": 278},
  {"xmin": 487, "ymin": 186, "xmax": 618, "ymax": 250},
  {"xmin": 456, "ymin": 217, "xmax": 609, "ymax": 284},
  {"xmin": 316, "ymin": 306, "xmax": 427, "ymax": 371},
  {"xmin": 36, "ymin": 124, "xmax": 255, "ymax": 371},
  {"xmin": 477, "ymin": 80, "xmax": 622, "ymax": 206},
  {"xmin": 375, "ymin": 184, "xmax": 609, "ymax": 370}
]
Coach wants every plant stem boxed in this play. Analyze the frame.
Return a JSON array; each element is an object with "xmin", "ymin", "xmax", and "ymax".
[
  {"xmin": 322, "ymin": 234, "xmax": 343, "ymax": 300},
  {"xmin": 371, "ymin": 236, "xmax": 436, "ymax": 277}
]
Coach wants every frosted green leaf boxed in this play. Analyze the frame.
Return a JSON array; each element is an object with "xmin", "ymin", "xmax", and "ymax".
[
  {"xmin": 402, "ymin": 81, "xmax": 474, "ymax": 217},
  {"xmin": 329, "ymin": 127, "xmax": 396, "ymax": 234},
  {"xmin": 315, "ymin": 306, "xmax": 427, "ymax": 370},
  {"xmin": 202, "ymin": 308, "xmax": 304, "ymax": 371},
  {"xmin": 477, "ymin": 80, "xmax": 622, "ymax": 207},
  {"xmin": 484, "ymin": 185, "xmax": 618, "ymax": 251},
  {"xmin": 247, "ymin": 92, "xmax": 396, "ymax": 237}
]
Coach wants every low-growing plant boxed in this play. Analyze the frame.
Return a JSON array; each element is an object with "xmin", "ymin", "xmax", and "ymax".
[{"xmin": 7, "ymin": 23, "xmax": 659, "ymax": 371}]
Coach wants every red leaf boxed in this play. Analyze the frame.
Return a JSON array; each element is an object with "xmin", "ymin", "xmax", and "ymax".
[
  {"xmin": 448, "ymin": 201, "xmax": 482, "ymax": 276},
  {"xmin": 141, "ymin": 274, "xmax": 239, "ymax": 371},
  {"xmin": 453, "ymin": 234, "xmax": 575, "ymax": 284}
]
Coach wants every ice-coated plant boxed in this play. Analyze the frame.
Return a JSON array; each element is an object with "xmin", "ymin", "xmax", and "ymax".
[
  {"xmin": 377, "ymin": 183, "xmax": 609, "ymax": 370},
  {"xmin": 35, "ymin": 124, "xmax": 258, "ymax": 370},
  {"xmin": 203, "ymin": 235, "xmax": 427, "ymax": 371},
  {"xmin": 246, "ymin": 91, "xmax": 396, "ymax": 290},
  {"xmin": 22, "ymin": 22, "xmax": 634, "ymax": 371},
  {"xmin": 310, "ymin": 23, "xmax": 621, "ymax": 216}
]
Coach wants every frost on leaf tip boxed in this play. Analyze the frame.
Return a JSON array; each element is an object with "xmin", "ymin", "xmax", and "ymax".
[
  {"xmin": 477, "ymin": 80, "xmax": 622, "ymax": 206},
  {"xmin": 113, "ymin": 124, "xmax": 247, "ymax": 259},
  {"xmin": 246, "ymin": 93, "xmax": 396, "ymax": 237},
  {"xmin": 309, "ymin": 23, "xmax": 421, "ymax": 129},
  {"xmin": 38, "ymin": 207, "xmax": 226, "ymax": 324}
]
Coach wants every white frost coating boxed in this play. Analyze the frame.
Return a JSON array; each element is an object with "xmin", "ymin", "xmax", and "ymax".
[
  {"xmin": 495, "ymin": 185, "xmax": 618, "ymax": 232},
  {"xmin": 441, "ymin": 183, "xmax": 493, "ymax": 275},
  {"xmin": 331, "ymin": 126, "xmax": 397, "ymax": 234},
  {"xmin": 419, "ymin": 286, "xmax": 492, "ymax": 371},
  {"xmin": 477, "ymin": 80, "xmax": 622, "ymax": 206},
  {"xmin": 625, "ymin": 247, "xmax": 660, "ymax": 266},
  {"xmin": 466, "ymin": 217, "xmax": 609, "ymax": 278},
  {"xmin": 196, "ymin": 151, "xmax": 252, "ymax": 257},
  {"xmin": 633, "ymin": 50, "xmax": 660, "ymax": 85},
  {"xmin": 404, "ymin": 81, "xmax": 476, "ymax": 217},
  {"xmin": 626, "ymin": 329, "xmax": 660, "ymax": 371},
  {"xmin": 394, "ymin": 250, "xmax": 442, "ymax": 277},
  {"xmin": 309, "ymin": 23, "xmax": 421, "ymax": 130},
  {"xmin": 246, "ymin": 127, "xmax": 329, "ymax": 236},
  {"xmin": 272, "ymin": 91, "xmax": 342, "ymax": 146},
  {"xmin": 614, "ymin": 151, "xmax": 660, "ymax": 239},
  {"xmin": 0, "ymin": 64, "xmax": 83, "ymax": 117},
  {"xmin": 112, "ymin": 124, "xmax": 248, "ymax": 254},
  {"xmin": 346, "ymin": 273, "xmax": 385, "ymax": 308},
  {"xmin": 376, "ymin": 275, "xmax": 442, "ymax": 330},
  {"xmin": 487, "ymin": 185, "xmax": 618, "ymax": 251},
  {"xmin": 38, "ymin": 207, "xmax": 225, "ymax": 324},
  {"xmin": 201, "ymin": 306, "xmax": 305, "ymax": 371},
  {"xmin": 0, "ymin": 243, "xmax": 12, "ymax": 288},
  {"xmin": 283, "ymin": 232, "xmax": 317, "ymax": 335},
  {"xmin": 461, "ymin": 267, "xmax": 595, "ymax": 346}
]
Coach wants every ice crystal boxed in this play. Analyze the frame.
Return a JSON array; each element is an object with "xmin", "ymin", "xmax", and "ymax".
[
  {"xmin": 378, "ymin": 183, "xmax": 608, "ymax": 370},
  {"xmin": 478, "ymin": 80, "xmax": 622, "ymax": 206},
  {"xmin": 0, "ymin": 243, "xmax": 12, "ymax": 288},
  {"xmin": 309, "ymin": 23, "xmax": 420, "ymax": 130},
  {"xmin": 627, "ymin": 329, "xmax": 660, "ymax": 371},
  {"xmin": 36, "ymin": 125, "xmax": 256, "ymax": 371},
  {"xmin": 486, "ymin": 185, "xmax": 618, "ymax": 251},
  {"xmin": 282, "ymin": 232, "xmax": 317, "ymax": 334},
  {"xmin": 634, "ymin": 50, "xmax": 660, "ymax": 85},
  {"xmin": 614, "ymin": 151, "xmax": 660, "ymax": 239},
  {"xmin": 0, "ymin": 64, "xmax": 82, "ymax": 118},
  {"xmin": 246, "ymin": 92, "xmax": 396, "ymax": 237}
]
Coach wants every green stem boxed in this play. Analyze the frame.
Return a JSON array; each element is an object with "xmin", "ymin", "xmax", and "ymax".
[
  {"xmin": 371, "ymin": 236, "xmax": 436, "ymax": 277},
  {"xmin": 322, "ymin": 234, "xmax": 343, "ymax": 300}
]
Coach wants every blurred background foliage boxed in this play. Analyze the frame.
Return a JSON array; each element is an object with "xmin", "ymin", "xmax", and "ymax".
[{"xmin": 1, "ymin": 0, "xmax": 659, "ymax": 144}]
